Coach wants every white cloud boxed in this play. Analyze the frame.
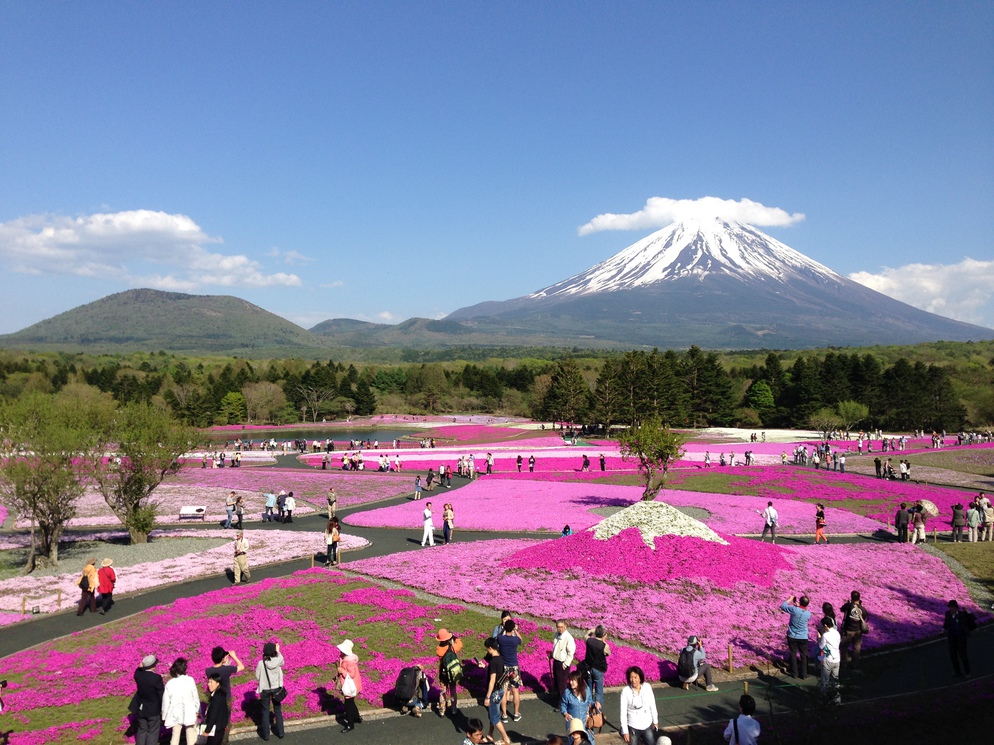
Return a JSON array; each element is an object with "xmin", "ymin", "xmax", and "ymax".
[
  {"xmin": 267, "ymin": 247, "xmax": 312, "ymax": 265},
  {"xmin": 578, "ymin": 196, "xmax": 805, "ymax": 235},
  {"xmin": 0, "ymin": 210, "xmax": 301, "ymax": 289},
  {"xmin": 320, "ymin": 280, "xmax": 345, "ymax": 288},
  {"xmin": 850, "ymin": 258, "xmax": 994, "ymax": 328},
  {"xmin": 376, "ymin": 310, "xmax": 397, "ymax": 321}
]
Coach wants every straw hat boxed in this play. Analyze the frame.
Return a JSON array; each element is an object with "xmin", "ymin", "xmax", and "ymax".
[
  {"xmin": 101, "ymin": 558, "xmax": 114, "ymax": 567},
  {"xmin": 568, "ymin": 718, "xmax": 587, "ymax": 735},
  {"xmin": 337, "ymin": 639, "xmax": 354, "ymax": 656}
]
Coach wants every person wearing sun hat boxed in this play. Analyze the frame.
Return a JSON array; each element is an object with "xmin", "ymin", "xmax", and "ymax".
[
  {"xmin": 566, "ymin": 717, "xmax": 592, "ymax": 744},
  {"xmin": 76, "ymin": 557, "xmax": 99, "ymax": 616},
  {"xmin": 97, "ymin": 558, "xmax": 117, "ymax": 615},
  {"xmin": 132, "ymin": 654, "xmax": 164, "ymax": 745},
  {"xmin": 336, "ymin": 639, "xmax": 363, "ymax": 733},
  {"xmin": 435, "ymin": 628, "xmax": 463, "ymax": 716}
]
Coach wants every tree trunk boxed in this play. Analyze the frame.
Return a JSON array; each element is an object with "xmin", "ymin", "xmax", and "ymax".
[
  {"xmin": 22, "ymin": 517, "xmax": 38, "ymax": 575},
  {"xmin": 129, "ymin": 527, "xmax": 149, "ymax": 544},
  {"xmin": 47, "ymin": 528, "xmax": 60, "ymax": 565}
]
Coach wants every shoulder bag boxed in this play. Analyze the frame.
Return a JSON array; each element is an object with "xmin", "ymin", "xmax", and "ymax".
[{"xmin": 263, "ymin": 662, "xmax": 288, "ymax": 704}]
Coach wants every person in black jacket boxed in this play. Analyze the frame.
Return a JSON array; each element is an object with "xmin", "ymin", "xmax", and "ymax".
[
  {"xmin": 202, "ymin": 674, "xmax": 231, "ymax": 745},
  {"xmin": 132, "ymin": 654, "xmax": 165, "ymax": 745}
]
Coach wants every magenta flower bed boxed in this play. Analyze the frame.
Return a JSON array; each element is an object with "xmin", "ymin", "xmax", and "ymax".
[
  {"xmin": 345, "ymin": 479, "xmax": 639, "ymax": 532},
  {"xmin": 0, "ymin": 569, "xmax": 669, "ymax": 743},
  {"xmin": 0, "ymin": 503, "xmax": 8, "ymax": 525},
  {"xmin": 712, "ymin": 467, "xmax": 972, "ymax": 523},
  {"xmin": 169, "ymin": 468, "xmax": 411, "ymax": 508},
  {"xmin": 349, "ymin": 537, "xmax": 984, "ymax": 668},
  {"xmin": 659, "ymin": 489, "xmax": 887, "ymax": 535}
]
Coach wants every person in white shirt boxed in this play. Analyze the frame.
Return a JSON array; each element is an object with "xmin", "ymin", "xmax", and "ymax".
[
  {"xmin": 760, "ymin": 502, "xmax": 778, "ymax": 544},
  {"xmin": 723, "ymin": 694, "xmax": 761, "ymax": 745},
  {"xmin": 817, "ymin": 616, "xmax": 841, "ymax": 703},
  {"xmin": 421, "ymin": 502, "xmax": 435, "ymax": 547},
  {"xmin": 549, "ymin": 620, "xmax": 576, "ymax": 696},
  {"xmin": 619, "ymin": 666, "xmax": 671, "ymax": 745}
]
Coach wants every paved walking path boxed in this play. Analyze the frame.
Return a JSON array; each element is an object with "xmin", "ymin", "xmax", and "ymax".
[{"xmin": 1, "ymin": 456, "xmax": 992, "ymax": 743}]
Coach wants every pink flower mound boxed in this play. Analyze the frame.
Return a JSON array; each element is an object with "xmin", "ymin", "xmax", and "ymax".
[
  {"xmin": 502, "ymin": 529, "xmax": 793, "ymax": 589},
  {"xmin": 346, "ymin": 479, "xmax": 639, "ymax": 532},
  {"xmin": 0, "ymin": 503, "xmax": 7, "ymax": 525}
]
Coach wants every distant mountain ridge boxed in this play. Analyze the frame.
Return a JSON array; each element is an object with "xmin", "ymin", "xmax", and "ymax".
[
  {"xmin": 446, "ymin": 218, "xmax": 994, "ymax": 348},
  {"xmin": 2, "ymin": 221, "xmax": 992, "ymax": 355}
]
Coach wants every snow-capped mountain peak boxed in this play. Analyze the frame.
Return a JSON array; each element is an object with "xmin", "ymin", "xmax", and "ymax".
[{"xmin": 528, "ymin": 217, "xmax": 842, "ymax": 299}]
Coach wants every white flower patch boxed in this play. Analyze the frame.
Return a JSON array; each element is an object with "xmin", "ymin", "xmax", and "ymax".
[{"xmin": 592, "ymin": 500, "xmax": 727, "ymax": 548}]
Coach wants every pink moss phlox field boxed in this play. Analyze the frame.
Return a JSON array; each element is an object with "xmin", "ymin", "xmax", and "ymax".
[
  {"xmin": 169, "ymin": 467, "xmax": 411, "ymax": 507},
  {"xmin": 412, "ymin": 424, "xmax": 535, "ymax": 443},
  {"xmin": 659, "ymin": 490, "xmax": 887, "ymax": 535},
  {"xmin": 718, "ymin": 467, "xmax": 973, "ymax": 522},
  {"xmin": 0, "ymin": 529, "xmax": 369, "ymax": 615},
  {"xmin": 0, "ymin": 503, "xmax": 8, "ymax": 524},
  {"xmin": 346, "ymin": 479, "xmax": 639, "ymax": 532},
  {"xmin": 0, "ymin": 568, "xmax": 667, "ymax": 743},
  {"xmin": 348, "ymin": 537, "xmax": 985, "ymax": 668},
  {"xmin": 503, "ymin": 528, "xmax": 793, "ymax": 588}
]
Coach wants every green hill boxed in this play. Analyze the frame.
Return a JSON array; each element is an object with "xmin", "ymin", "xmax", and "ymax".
[{"xmin": 0, "ymin": 289, "xmax": 330, "ymax": 356}]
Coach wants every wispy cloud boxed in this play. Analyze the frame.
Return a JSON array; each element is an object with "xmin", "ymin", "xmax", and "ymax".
[
  {"xmin": 850, "ymin": 258, "xmax": 994, "ymax": 328},
  {"xmin": 320, "ymin": 280, "xmax": 345, "ymax": 288},
  {"xmin": 267, "ymin": 247, "xmax": 312, "ymax": 265},
  {"xmin": 578, "ymin": 196, "xmax": 805, "ymax": 235},
  {"xmin": 0, "ymin": 210, "xmax": 301, "ymax": 289}
]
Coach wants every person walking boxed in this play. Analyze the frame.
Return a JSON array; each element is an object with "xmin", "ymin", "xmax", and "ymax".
[
  {"xmin": 283, "ymin": 492, "xmax": 295, "ymax": 523},
  {"xmin": 951, "ymin": 503, "xmax": 966, "ymax": 542},
  {"xmin": 528, "ymin": 455, "xmax": 535, "ymax": 472},
  {"xmin": 599, "ymin": 453, "xmax": 606, "ymax": 471},
  {"xmin": 233, "ymin": 532, "xmax": 250, "ymax": 584},
  {"xmin": 435, "ymin": 628, "xmax": 463, "ymax": 716},
  {"xmin": 839, "ymin": 590, "xmax": 868, "ymax": 669},
  {"xmin": 336, "ymin": 639, "xmax": 363, "ymax": 733},
  {"xmin": 516, "ymin": 455, "xmax": 523, "ymax": 473},
  {"xmin": 966, "ymin": 500, "xmax": 981, "ymax": 542},
  {"xmin": 442, "ymin": 503, "xmax": 455, "ymax": 544},
  {"xmin": 550, "ymin": 620, "xmax": 576, "ymax": 697},
  {"xmin": 263, "ymin": 492, "xmax": 277, "ymax": 523},
  {"xmin": 132, "ymin": 655, "xmax": 164, "ymax": 745},
  {"xmin": 943, "ymin": 600, "xmax": 975, "ymax": 677},
  {"xmin": 620, "ymin": 666, "xmax": 670, "ymax": 745},
  {"xmin": 97, "ymin": 558, "xmax": 117, "ymax": 615},
  {"xmin": 421, "ymin": 502, "xmax": 435, "ymax": 547},
  {"xmin": 559, "ymin": 670, "xmax": 596, "ymax": 742},
  {"xmin": 234, "ymin": 496, "xmax": 245, "ymax": 530},
  {"xmin": 910, "ymin": 504, "xmax": 927, "ymax": 544},
  {"xmin": 779, "ymin": 595, "xmax": 811, "ymax": 679},
  {"xmin": 760, "ymin": 502, "xmax": 778, "ymax": 544},
  {"xmin": 255, "ymin": 642, "xmax": 285, "ymax": 740},
  {"xmin": 162, "ymin": 658, "xmax": 200, "ymax": 745},
  {"xmin": 814, "ymin": 504, "xmax": 828, "ymax": 544},
  {"xmin": 325, "ymin": 517, "xmax": 341, "ymax": 567},
  {"xmin": 414, "ymin": 475, "xmax": 423, "ymax": 500},
  {"xmin": 584, "ymin": 625, "xmax": 610, "ymax": 708},
  {"xmin": 816, "ymin": 616, "xmax": 841, "ymax": 703},
  {"xmin": 894, "ymin": 503, "xmax": 910, "ymax": 543},
  {"xmin": 497, "ymin": 619, "xmax": 523, "ymax": 723},
  {"xmin": 481, "ymin": 637, "xmax": 511, "ymax": 745},
  {"xmin": 276, "ymin": 491, "xmax": 287, "ymax": 522},
  {"xmin": 224, "ymin": 491, "xmax": 237, "ymax": 529},
  {"xmin": 327, "ymin": 487, "xmax": 337, "ymax": 518},
  {"xmin": 76, "ymin": 557, "xmax": 99, "ymax": 616},
  {"xmin": 723, "ymin": 694, "xmax": 761, "ymax": 745}
]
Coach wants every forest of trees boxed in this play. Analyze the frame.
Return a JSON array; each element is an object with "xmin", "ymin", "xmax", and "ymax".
[{"xmin": 0, "ymin": 344, "xmax": 988, "ymax": 432}]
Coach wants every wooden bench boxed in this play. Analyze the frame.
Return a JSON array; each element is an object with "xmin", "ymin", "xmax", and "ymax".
[{"xmin": 178, "ymin": 505, "xmax": 207, "ymax": 521}]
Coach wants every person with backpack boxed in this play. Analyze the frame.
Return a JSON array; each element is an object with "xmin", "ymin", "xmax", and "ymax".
[
  {"xmin": 76, "ymin": 557, "xmax": 99, "ymax": 616},
  {"xmin": 943, "ymin": 599, "xmax": 975, "ymax": 677},
  {"xmin": 395, "ymin": 664, "xmax": 429, "ymax": 717},
  {"xmin": 722, "ymin": 694, "xmax": 760, "ymax": 745},
  {"xmin": 677, "ymin": 636, "xmax": 718, "ymax": 691},
  {"xmin": 435, "ymin": 629, "xmax": 463, "ymax": 717},
  {"xmin": 97, "ymin": 558, "xmax": 117, "ymax": 615},
  {"xmin": 839, "ymin": 590, "xmax": 868, "ymax": 669}
]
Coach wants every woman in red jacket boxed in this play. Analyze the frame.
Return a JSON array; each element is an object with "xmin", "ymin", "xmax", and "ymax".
[{"xmin": 97, "ymin": 558, "xmax": 117, "ymax": 615}]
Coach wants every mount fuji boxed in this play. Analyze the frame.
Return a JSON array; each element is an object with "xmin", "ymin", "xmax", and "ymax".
[{"xmin": 446, "ymin": 218, "xmax": 994, "ymax": 349}]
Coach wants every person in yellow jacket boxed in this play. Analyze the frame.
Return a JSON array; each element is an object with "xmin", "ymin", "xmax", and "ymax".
[{"xmin": 76, "ymin": 557, "xmax": 99, "ymax": 616}]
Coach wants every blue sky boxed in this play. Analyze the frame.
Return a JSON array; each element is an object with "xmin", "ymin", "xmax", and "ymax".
[{"xmin": 1, "ymin": 1, "xmax": 992, "ymax": 334}]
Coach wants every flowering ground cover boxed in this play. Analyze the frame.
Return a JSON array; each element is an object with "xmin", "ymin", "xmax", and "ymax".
[
  {"xmin": 0, "ymin": 529, "xmax": 368, "ymax": 615},
  {"xmin": 0, "ymin": 569, "xmax": 666, "ymax": 745},
  {"xmin": 668, "ymin": 466, "xmax": 971, "ymax": 523},
  {"xmin": 344, "ymin": 478, "xmax": 887, "ymax": 536},
  {"xmin": 349, "ymin": 533, "xmax": 986, "ymax": 671},
  {"xmin": 169, "ymin": 467, "xmax": 411, "ymax": 508},
  {"xmin": 0, "ymin": 502, "xmax": 8, "ymax": 525},
  {"xmin": 14, "ymin": 484, "xmax": 316, "ymax": 529}
]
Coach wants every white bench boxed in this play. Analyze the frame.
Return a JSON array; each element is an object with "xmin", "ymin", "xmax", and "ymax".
[{"xmin": 178, "ymin": 505, "xmax": 207, "ymax": 521}]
